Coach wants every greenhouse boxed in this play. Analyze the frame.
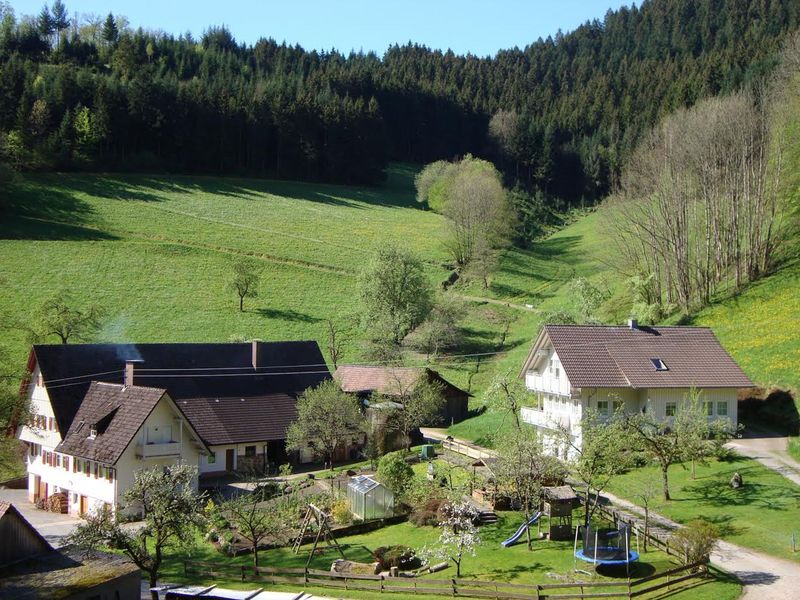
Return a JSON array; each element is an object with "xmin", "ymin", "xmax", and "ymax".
[{"xmin": 347, "ymin": 475, "xmax": 395, "ymax": 520}]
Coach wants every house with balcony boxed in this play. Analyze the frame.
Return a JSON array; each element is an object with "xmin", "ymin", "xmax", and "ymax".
[
  {"xmin": 518, "ymin": 321, "xmax": 754, "ymax": 455},
  {"xmin": 18, "ymin": 340, "xmax": 333, "ymax": 516}
]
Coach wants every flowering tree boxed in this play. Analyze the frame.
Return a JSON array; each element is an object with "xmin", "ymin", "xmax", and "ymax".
[{"xmin": 422, "ymin": 500, "xmax": 480, "ymax": 577}]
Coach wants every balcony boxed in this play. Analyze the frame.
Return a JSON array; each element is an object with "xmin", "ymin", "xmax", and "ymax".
[
  {"xmin": 525, "ymin": 372, "xmax": 571, "ymax": 396},
  {"xmin": 136, "ymin": 442, "xmax": 181, "ymax": 459},
  {"xmin": 520, "ymin": 407, "xmax": 571, "ymax": 431}
]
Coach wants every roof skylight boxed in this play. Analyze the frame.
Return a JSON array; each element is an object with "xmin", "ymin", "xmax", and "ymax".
[{"xmin": 650, "ymin": 358, "xmax": 668, "ymax": 371}]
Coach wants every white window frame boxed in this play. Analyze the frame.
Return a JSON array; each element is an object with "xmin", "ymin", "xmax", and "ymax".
[
  {"xmin": 597, "ymin": 400, "xmax": 609, "ymax": 416},
  {"xmin": 665, "ymin": 402, "xmax": 677, "ymax": 417},
  {"xmin": 717, "ymin": 401, "xmax": 728, "ymax": 417}
]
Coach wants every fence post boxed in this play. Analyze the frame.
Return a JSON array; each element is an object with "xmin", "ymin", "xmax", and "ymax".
[
  {"xmin": 184, "ymin": 561, "xmax": 188, "ymax": 577},
  {"xmin": 304, "ymin": 567, "xmax": 308, "ymax": 585},
  {"xmin": 451, "ymin": 578, "xmax": 456, "ymax": 597},
  {"xmin": 241, "ymin": 565, "xmax": 245, "ymax": 582}
]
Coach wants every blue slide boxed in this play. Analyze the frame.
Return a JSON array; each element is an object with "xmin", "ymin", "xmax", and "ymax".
[{"xmin": 501, "ymin": 511, "xmax": 542, "ymax": 547}]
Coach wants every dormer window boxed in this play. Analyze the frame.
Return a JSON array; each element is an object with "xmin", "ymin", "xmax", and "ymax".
[
  {"xmin": 88, "ymin": 425, "xmax": 97, "ymax": 440},
  {"xmin": 650, "ymin": 358, "xmax": 668, "ymax": 371}
]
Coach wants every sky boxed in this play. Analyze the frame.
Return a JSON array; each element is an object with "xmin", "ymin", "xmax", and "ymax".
[{"xmin": 11, "ymin": 0, "xmax": 634, "ymax": 57}]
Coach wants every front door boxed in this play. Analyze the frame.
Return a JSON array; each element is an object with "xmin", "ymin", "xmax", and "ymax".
[
  {"xmin": 79, "ymin": 495, "xmax": 88, "ymax": 515},
  {"xmin": 33, "ymin": 475, "xmax": 41, "ymax": 502},
  {"xmin": 225, "ymin": 448, "xmax": 235, "ymax": 471}
]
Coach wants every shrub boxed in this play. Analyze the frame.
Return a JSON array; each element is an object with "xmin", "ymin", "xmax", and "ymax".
[
  {"xmin": 376, "ymin": 452, "xmax": 414, "ymax": 499},
  {"xmin": 331, "ymin": 500, "xmax": 352, "ymax": 524},
  {"xmin": 671, "ymin": 520, "xmax": 719, "ymax": 566},
  {"xmin": 374, "ymin": 545, "xmax": 418, "ymax": 570},
  {"xmin": 409, "ymin": 497, "xmax": 444, "ymax": 527}
]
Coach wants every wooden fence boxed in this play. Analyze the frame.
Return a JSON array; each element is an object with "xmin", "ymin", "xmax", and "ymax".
[{"xmin": 184, "ymin": 559, "xmax": 709, "ymax": 599}]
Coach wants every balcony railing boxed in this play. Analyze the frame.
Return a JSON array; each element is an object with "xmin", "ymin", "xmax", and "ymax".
[
  {"xmin": 520, "ymin": 406, "xmax": 571, "ymax": 431},
  {"xmin": 136, "ymin": 442, "xmax": 180, "ymax": 458},
  {"xmin": 525, "ymin": 373, "xmax": 571, "ymax": 396}
]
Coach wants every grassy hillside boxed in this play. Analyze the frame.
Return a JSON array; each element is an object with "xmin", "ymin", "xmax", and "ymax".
[
  {"xmin": 0, "ymin": 167, "xmax": 536, "ymax": 405},
  {"xmin": 2, "ymin": 168, "xmax": 796, "ymax": 450}
]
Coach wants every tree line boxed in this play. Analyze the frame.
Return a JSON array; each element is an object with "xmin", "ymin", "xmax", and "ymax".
[
  {"xmin": 1, "ymin": 0, "xmax": 798, "ymax": 203},
  {"xmin": 609, "ymin": 32, "xmax": 800, "ymax": 317}
]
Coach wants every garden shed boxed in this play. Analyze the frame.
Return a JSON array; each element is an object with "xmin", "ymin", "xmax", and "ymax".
[{"xmin": 347, "ymin": 475, "xmax": 394, "ymax": 520}]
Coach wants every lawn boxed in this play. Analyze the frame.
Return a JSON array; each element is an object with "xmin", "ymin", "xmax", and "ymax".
[
  {"xmin": 157, "ymin": 514, "xmax": 739, "ymax": 600},
  {"xmin": 607, "ymin": 454, "xmax": 800, "ymax": 562}
]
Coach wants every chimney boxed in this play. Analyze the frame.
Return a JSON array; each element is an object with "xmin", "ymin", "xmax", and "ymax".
[
  {"xmin": 124, "ymin": 360, "xmax": 143, "ymax": 388},
  {"xmin": 251, "ymin": 340, "xmax": 262, "ymax": 370},
  {"xmin": 628, "ymin": 318, "xmax": 638, "ymax": 330}
]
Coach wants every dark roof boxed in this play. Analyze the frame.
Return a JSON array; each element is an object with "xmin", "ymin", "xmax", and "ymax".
[
  {"xmin": 0, "ymin": 545, "xmax": 139, "ymax": 599},
  {"xmin": 32, "ymin": 341, "xmax": 330, "ymax": 436},
  {"xmin": 177, "ymin": 394, "xmax": 298, "ymax": 445},
  {"xmin": 55, "ymin": 382, "xmax": 171, "ymax": 465},
  {"xmin": 334, "ymin": 366, "xmax": 470, "ymax": 397},
  {"xmin": 520, "ymin": 325, "xmax": 754, "ymax": 389}
]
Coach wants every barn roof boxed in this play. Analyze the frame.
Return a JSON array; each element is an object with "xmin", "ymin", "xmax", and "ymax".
[
  {"xmin": 334, "ymin": 365, "xmax": 470, "ymax": 397},
  {"xmin": 31, "ymin": 341, "xmax": 330, "ymax": 436},
  {"xmin": 177, "ymin": 394, "xmax": 299, "ymax": 445},
  {"xmin": 520, "ymin": 324, "xmax": 754, "ymax": 389}
]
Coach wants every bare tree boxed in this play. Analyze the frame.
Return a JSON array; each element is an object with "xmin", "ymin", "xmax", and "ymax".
[
  {"xmin": 222, "ymin": 486, "xmax": 290, "ymax": 568},
  {"xmin": 229, "ymin": 260, "xmax": 260, "ymax": 312},
  {"xmin": 324, "ymin": 319, "xmax": 347, "ymax": 369},
  {"xmin": 25, "ymin": 291, "xmax": 104, "ymax": 344}
]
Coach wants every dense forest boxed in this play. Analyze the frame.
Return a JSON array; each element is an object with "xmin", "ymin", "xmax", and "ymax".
[{"xmin": 0, "ymin": 0, "xmax": 798, "ymax": 206}]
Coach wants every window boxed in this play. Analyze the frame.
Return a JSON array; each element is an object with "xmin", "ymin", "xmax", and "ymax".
[
  {"xmin": 245, "ymin": 445, "xmax": 256, "ymax": 457},
  {"xmin": 704, "ymin": 402, "xmax": 713, "ymax": 416},
  {"xmin": 550, "ymin": 357, "xmax": 561, "ymax": 378},
  {"xmin": 717, "ymin": 402, "xmax": 728, "ymax": 417},
  {"xmin": 665, "ymin": 402, "xmax": 677, "ymax": 417},
  {"xmin": 63, "ymin": 456, "xmax": 69, "ymax": 471},
  {"xmin": 650, "ymin": 358, "xmax": 669, "ymax": 371},
  {"xmin": 207, "ymin": 452, "xmax": 217, "ymax": 465},
  {"xmin": 55, "ymin": 455, "xmax": 61, "ymax": 468},
  {"xmin": 88, "ymin": 425, "xmax": 97, "ymax": 440},
  {"xmin": 597, "ymin": 400, "xmax": 609, "ymax": 416}
]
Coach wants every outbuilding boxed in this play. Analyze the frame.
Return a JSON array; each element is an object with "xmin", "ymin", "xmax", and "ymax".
[{"xmin": 347, "ymin": 475, "xmax": 394, "ymax": 520}]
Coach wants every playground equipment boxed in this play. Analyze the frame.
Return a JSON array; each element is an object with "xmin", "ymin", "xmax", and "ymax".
[
  {"xmin": 543, "ymin": 485, "xmax": 577, "ymax": 541},
  {"xmin": 500, "ymin": 511, "xmax": 542, "ymax": 547},
  {"xmin": 573, "ymin": 523, "xmax": 639, "ymax": 576},
  {"xmin": 292, "ymin": 504, "xmax": 345, "ymax": 567}
]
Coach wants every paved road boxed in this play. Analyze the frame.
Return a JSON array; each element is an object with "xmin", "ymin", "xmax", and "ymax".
[
  {"xmin": 727, "ymin": 427, "xmax": 800, "ymax": 486},
  {"xmin": 0, "ymin": 488, "xmax": 82, "ymax": 548}
]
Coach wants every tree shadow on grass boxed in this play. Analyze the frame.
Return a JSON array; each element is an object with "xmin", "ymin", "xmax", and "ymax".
[
  {"xmin": 678, "ymin": 472, "xmax": 800, "ymax": 511},
  {"xmin": 691, "ymin": 514, "xmax": 747, "ymax": 538},
  {"xmin": 254, "ymin": 308, "xmax": 322, "ymax": 323},
  {"xmin": 0, "ymin": 216, "xmax": 118, "ymax": 241}
]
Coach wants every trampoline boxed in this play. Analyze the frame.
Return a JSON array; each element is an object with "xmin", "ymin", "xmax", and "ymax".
[{"xmin": 573, "ymin": 524, "xmax": 639, "ymax": 572}]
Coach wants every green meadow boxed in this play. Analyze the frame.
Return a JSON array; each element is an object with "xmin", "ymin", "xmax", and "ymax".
[{"xmin": 1, "ymin": 166, "xmax": 797, "ymax": 449}]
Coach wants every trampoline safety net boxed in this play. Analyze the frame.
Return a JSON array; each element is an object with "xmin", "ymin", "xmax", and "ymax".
[{"xmin": 580, "ymin": 524, "xmax": 632, "ymax": 561}]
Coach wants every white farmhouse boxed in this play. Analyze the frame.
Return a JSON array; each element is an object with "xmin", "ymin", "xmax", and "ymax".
[
  {"xmin": 518, "ymin": 321, "xmax": 754, "ymax": 453},
  {"xmin": 17, "ymin": 340, "xmax": 338, "ymax": 517},
  {"xmin": 20, "ymin": 372, "xmax": 207, "ymax": 516}
]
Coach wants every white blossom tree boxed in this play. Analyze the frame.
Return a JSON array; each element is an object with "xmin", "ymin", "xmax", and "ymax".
[{"xmin": 422, "ymin": 500, "xmax": 480, "ymax": 577}]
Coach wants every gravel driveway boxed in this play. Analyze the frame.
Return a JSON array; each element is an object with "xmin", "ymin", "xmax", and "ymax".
[{"xmin": 0, "ymin": 488, "xmax": 82, "ymax": 547}]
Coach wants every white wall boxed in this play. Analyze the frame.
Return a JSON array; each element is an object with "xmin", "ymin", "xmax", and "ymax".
[
  {"xmin": 524, "ymin": 347, "xmax": 572, "ymax": 396},
  {"xmin": 641, "ymin": 387, "xmax": 738, "ymax": 426}
]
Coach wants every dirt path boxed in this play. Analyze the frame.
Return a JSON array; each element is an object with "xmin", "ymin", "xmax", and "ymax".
[
  {"xmin": 451, "ymin": 293, "xmax": 538, "ymax": 311},
  {"xmin": 727, "ymin": 427, "xmax": 800, "ymax": 486},
  {"xmin": 426, "ymin": 429, "xmax": 800, "ymax": 599}
]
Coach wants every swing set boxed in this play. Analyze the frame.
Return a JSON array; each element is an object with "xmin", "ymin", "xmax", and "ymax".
[{"xmin": 292, "ymin": 503, "xmax": 345, "ymax": 567}]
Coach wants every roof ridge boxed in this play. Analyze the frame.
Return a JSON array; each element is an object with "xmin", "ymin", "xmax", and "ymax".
[{"xmin": 92, "ymin": 381, "xmax": 167, "ymax": 394}]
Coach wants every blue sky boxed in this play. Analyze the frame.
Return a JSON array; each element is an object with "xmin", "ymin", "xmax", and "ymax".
[{"xmin": 12, "ymin": 0, "xmax": 633, "ymax": 57}]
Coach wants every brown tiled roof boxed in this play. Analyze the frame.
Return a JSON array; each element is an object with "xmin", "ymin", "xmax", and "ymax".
[
  {"xmin": 521, "ymin": 325, "xmax": 753, "ymax": 389},
  {"xmin": 334, "ymin": 366, "xmax": 426, "ymax": 395},
  {"xmin": 55, "ymin": 382, "xmax": 168, "ymax": 465},
  {"xmin": 176, "ymin": 394, "xmax": 298, "ymax": 445}
]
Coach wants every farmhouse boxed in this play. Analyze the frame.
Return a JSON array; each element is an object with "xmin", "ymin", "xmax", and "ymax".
[
  {"xmin": 519, "ymin": 322, "xmax": 754, "ymax": 453},
  {"xmin": 18, "ymin": 340, "xmax": 332, "ymax": 515},
  {"xmin": 334, "ymin": 365, "xmax": 470, "ymax": 425}
]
